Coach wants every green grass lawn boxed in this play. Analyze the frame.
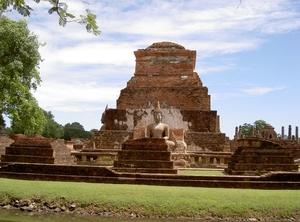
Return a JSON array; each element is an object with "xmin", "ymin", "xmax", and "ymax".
[{"xmin": 1, "ymin": 178, "xmax": 300, "ymax": 220}]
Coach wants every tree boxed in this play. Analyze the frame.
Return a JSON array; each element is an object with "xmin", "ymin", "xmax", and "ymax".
[
  {"xmin": 63, "ymin": 122, "xmax": 92, "ymax": 140},
  {"xmin": 42, "ymin": 111, "xmax": 64, "ymax": 138},
  {"xmin": 241, "ymin": 120, "xmax": 268, "ymax": 137},
  {"xmin": 0, "ymin": 0, "xmax": 100, "ymax": 35},
  {"xmin": 0, "ymin": 16, "xmax": 46, "ymax": 134}
]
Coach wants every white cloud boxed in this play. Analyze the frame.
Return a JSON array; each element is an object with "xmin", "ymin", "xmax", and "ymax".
[
  {"xmin": 241, "ymin": 86, "xmax": 286, "ymax": 96},
  {"xmin": 33, "ymin": 81, "xmax": 123, "ymax": 112}
]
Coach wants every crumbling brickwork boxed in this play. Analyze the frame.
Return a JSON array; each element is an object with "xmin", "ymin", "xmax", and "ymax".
[
  {"xmin": 117, "ymin": 42, "xmax": 210, "ymax": 110},
  {"xmin": 181, "ymin": 110, "xmax": 219, "ymax": 132},
  {"xmin": 185, "ymin": 132, "xmax": 229, "ymax": 152},
  {"xmin": 0, "ymin": 136, "xmax": 13, "ymax": 159},
  {"xmin": 226, "ymin": 138, "xmax": 298, "ymax": 175},
  {"xmin": 86, "ymin": 130, "xmax": 133, "ymax": 150},
  {"xmin": 1, "ymin": 135, "xmax": 74, "ymax": 165}
]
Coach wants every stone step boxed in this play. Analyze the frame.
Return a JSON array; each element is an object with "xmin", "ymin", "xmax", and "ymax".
[
  {"xmin": 5, "ymin": 147, "xmax": 53, "ymax": 157},
  {"xmin": 1, "ymin": 155, "xmax": 54, "ymax": 164},
  {"xmin": 112, "ymin": 167, "xmax": 178, "ymax": 174},
  {"xmin": 0, "ymin": 163, "xmax": 116, "ymax": 177},
  {"xmin": 227, "ymin": 163, "xmax": 298, "ymax": 172},
  {"xmin": 1, "ymin": 163, "xmax": 300, "ymax": 189},
  {"xmin": 235, "ymin": 149, "xmax": 291, "ymax": 155},
  {"xmin": 114, "ymin": 160, "xmax": 174, "ymax": 169},
  {"xmin": 118, "ymin": 150, "xmax": 171, "ymax": 161},
  {"xmin": 231, "ymin": 155, "xmax": 294, "ymax": 164}
]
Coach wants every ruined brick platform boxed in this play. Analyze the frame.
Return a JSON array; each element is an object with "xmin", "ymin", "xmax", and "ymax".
[
  {"xmin": 113, "ymin": 138, "xmax": 177, "ymax": 174},
  {"xmin": 1, "ymin": 135, "xmax": 74, "ymax": 165},
  {"xmin": 0, "ymin": 163, "xmax": 300, "ymax": 189},
  {"xmin": 225, "ymin": 138, "xmax": 298, "ymax": 175}
]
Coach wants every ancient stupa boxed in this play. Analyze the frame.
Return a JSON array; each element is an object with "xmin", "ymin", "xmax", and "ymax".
[{"xmin": 76, "ymin": 42, "xmax": 231, "ymax": 167}]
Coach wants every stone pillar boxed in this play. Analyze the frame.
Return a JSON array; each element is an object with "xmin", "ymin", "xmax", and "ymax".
[
  {"xmin": 234, "ymin": 126, "xmax": 238, "ymax": 140},
  {"xmin": 199, "ymin": 156, "xmax": 202, "ymax": 164},
  {"xmin": 281, "ymin": 126, "xmax": 284, "ymax": 140},
  {"xmin": 213, "ymin": 158, "xmax": 217, "ymax": 165},
  {"xmin": 296, "ymin": 126, "xmax": 299, "ymax": 143},
  {"xmin": 288, "ymin": 125, "xmax": 292, "ymax": 140},
  {"xmin": 220, "ymin": 157, "xmax": 224, "ymax": 164},
  {"xmin": 238, "ymin": 125, "xmax": 242, "ymax": 139}
]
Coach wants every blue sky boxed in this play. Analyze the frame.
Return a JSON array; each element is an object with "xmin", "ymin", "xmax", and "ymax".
[{"xmin": 4, "ymin": 0, "xmax": 300, "ymax": 139}]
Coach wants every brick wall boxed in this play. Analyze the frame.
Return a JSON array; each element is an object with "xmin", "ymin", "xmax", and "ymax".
[
  {"xmin": 116, "ymin": 42, "xmax": 211, "ymax": 111},
  {"xmin": 88, "ymin": 130, "xmax": 133, "ymax": 150},
  {"xmin": 134, "ymin": 43, "xmax": 196, "ymax": 76},
  {"xmin": 0, "ymin": 136, "xmax": 14, "ymax": 159},
  {"xmin": 181, "ymin": 110, "xmax": 219, "ymax": 132},
  {"xmin": 117, "ymin": 87, "xmax": 210, "ymax": 110},
  {"xmin": 126, "ymin": 73, "xmax": 202, "ymax": 88},
  {"xmin": 51, "ymin": 139, "xmax": 75, "ymax": 165},
  {"xmin": 185, "ymin": 132, "xmax": 229, "ymax": 152}
]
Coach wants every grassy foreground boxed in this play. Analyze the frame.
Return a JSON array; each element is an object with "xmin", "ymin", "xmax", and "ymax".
[{"xmin": 0, "ymin": 178, "xmax": 300, "ymax": 220}]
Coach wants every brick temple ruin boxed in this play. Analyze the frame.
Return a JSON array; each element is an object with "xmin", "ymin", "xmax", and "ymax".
[
  {"xmin": 72, "ymin": 42, "xmax": 231, "ymax": 167},
  {"xmin": 226, "ymin": 125, "xmax": 300, "ymax": 175},
  {"xmin": 1, "ymin": 134, "xmax": 74, "ymax": 166},
  {"xmin": 0, "ymin": 42, "xmax": 299, "ymax": 189}
]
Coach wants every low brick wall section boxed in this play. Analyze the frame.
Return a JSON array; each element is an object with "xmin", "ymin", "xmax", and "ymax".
[
  {"xmin": 1, "ymin": 163, "xmax": 300, "ymax": 189},
  {"xmin": 186, "ymin": 132, "xmax": 228, "ymax": 152},
  {"xmin": 86, "ymin": 130, "xmax": 133, "ymax": 149}
]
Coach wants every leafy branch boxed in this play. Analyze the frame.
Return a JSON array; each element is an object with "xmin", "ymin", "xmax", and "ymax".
[{"xmin": 0, "ymin": 0, "xmax": 100, "ymax": 35}]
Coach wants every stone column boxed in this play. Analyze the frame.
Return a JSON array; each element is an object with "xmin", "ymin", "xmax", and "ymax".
[
  {"xmin": 238, "ymin": 125, "xmax": 242, "ymax": 139},
  {"xmin": 288, "ymin": 125, "xmax": 292, "ymax": 140},
  {"xmin": 296, "ymin": 126, "xmax": 299, "ymax": 143},
  {"xmin": 234, "ymin": 126, "xmax": 238, "ymax": 140},
  {"xmin": 281, "ymin": 126, "xmax": 284, "ymax": 140}
]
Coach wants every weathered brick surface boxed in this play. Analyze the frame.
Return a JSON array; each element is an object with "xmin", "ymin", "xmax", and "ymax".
[
  {"xmin": 0, "ymin": 136, "xmax": 14, "ymax": 158},
  {"xmin": 113, "ymin": 138, "xmax": 177, "ymax": 173},
  {"xmin": 86, "ymin": 130, "xmax": 133, "ymax": 150},
  {"xmin": 226, "ymin": 138, "xmax": 298, "ymax": 175},
  {"xmin": 1, "ymin": 163, "xmax": 300, "ymax": 189},
  {"xmin": 1, "ymin": 135, "xmax": 74, "ymax": 165},
  {"xmin": 117, "ymin": 42, "xmax": 210, "ymax": 110},
  {"xmin": 118, "ymin": 87, "xmax": 210, "ymax": 110},
  {"xmin": 134, "ymin": 42, "xmax": 195, "ymax": 75},
  {"xmin": 185, "ymin": 132, "xmax": 229, "ymax": 152},
  {"xmin": 181, "ymin": 110, "xmax": 219, "ymax": 132},
  {"xmin": 105, "ymin": 109, "xmax": 128, "ymax": 130}
]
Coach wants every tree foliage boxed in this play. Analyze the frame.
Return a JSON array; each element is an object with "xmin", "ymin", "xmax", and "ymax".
[
  {"xmin": 241, "ymin": 119, "xmax": 268, "ymax": 137},
  {"xmin": 0, "ymin": 0, "xmax": 100, "ymax": 35},
  {"xmin": 63, "ymin": 122, "xmax": 92, "ymax": 140},
  {"xmin": 41, "ymin": 111, "xmax": 64, "ymax": 138},
  {"xmin": 0, "ymin": 15, "xmax": 46, "ymax": 134}
]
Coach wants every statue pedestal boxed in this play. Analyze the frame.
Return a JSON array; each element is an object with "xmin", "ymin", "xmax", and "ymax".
[{"xmin": 113, "ymin": 138, "xmax": 177, "ymax": 174}]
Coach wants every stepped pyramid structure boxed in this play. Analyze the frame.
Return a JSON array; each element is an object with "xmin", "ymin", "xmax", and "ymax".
[
  {"xmin": 75, "ymin": 42, "xmax": 231, "ymax": 167},
  {"xmin": 1, "ymin": 135, "xmax": 74, "ymax": 165}
]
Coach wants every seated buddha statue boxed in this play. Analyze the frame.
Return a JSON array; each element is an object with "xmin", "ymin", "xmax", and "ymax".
[{"xmin": 146, "ymin": 102, "xmax": 175, "ymax": 149}]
